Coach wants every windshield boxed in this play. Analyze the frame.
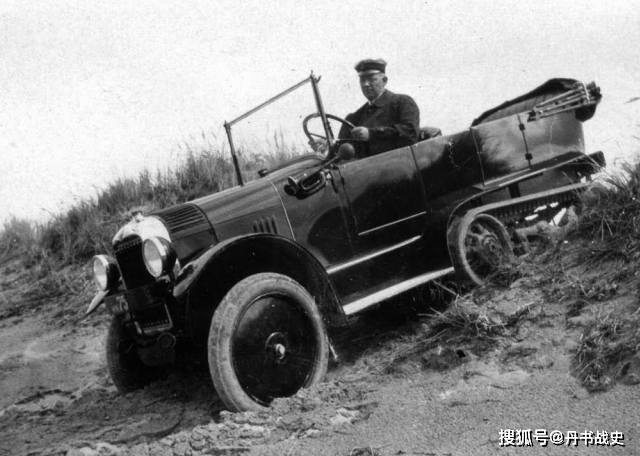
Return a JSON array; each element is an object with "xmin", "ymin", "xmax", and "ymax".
[{"xmin": 224, "ymin": 73, "xmax": 334, "ymax": 185}]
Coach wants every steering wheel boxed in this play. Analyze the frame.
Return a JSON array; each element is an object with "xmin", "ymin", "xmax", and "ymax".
[{"xmin": 302, "ymin": 113, "xmax": 355, "ymax": 146}]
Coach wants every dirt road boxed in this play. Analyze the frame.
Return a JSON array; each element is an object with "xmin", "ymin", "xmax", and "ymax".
[{"xmin": 1, "ymin": 247, "xmax": 639, "ymax": 455}]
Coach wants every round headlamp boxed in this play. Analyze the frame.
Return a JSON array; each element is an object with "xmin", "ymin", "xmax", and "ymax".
[
  {"xmin": 142, "ymin": 237, "xmax": 177, "ymax": 278},
  {"xmin": 92, "ymin": 255, "xmax": 120, "ymax": 291}
]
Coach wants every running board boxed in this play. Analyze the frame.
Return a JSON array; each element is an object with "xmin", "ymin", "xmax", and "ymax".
[{"xmin": 342, "ymin": 267, "xmax": 455, "ymax": 316}]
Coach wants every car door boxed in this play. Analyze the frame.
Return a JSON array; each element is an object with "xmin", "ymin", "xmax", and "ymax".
[
  {"xmin": 320, "ymin": 146, "xmax": 428, "ymax": 301},
  {"xmin": 277, "ymin": 167, "xmax": 355, "ymax": 268},
  {"xmin": 335, "ymin": 146, "xmax": 427, "ymax": 253}
]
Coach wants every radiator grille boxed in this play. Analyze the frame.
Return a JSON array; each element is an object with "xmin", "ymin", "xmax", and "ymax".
[{"xmin": 114, "ymin": 236, "xmax": 154, "ymax": 289}]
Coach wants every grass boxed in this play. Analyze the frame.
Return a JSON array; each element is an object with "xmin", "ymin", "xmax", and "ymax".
[
  {"xmin": 1, "ymin": 137, "xmax": 304, "ymax": 265},
  {"xmin": 36, "ymin": 150, "xmax": 238, "ymax": 266},
  {"xmin": 354, "ymin": 281, "xmax": 517, "ymax": 377},
  {"xmin": 573, "ymin": 311, "xmax": 640, "ymax": 391},
  {"xmin": 575, "ymin": 160, "xmax": 640, "ymax": 264},
  {"xmin": 0, "ymin": 133, "xmax": 306, "ymax": 312},
  {"xmin": 0, "ymin": 217, "xmax": 38, "ymax": 261},
  {"xmin": 561, "ymin": 159, "xmax": 640, "ymax": 388}
]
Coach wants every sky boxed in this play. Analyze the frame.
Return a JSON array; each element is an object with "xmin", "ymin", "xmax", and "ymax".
[{"xmin": 1, "ymin": 0, "xmax": 639, "ymax": 225}]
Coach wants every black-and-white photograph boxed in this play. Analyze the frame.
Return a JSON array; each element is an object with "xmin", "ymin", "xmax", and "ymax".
[{"xmin": 1, "ymin": 1, "xmax": 639, "ymax": 454}]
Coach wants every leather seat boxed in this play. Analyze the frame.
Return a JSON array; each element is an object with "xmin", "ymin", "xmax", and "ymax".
[{"xmin": 418, "ymin": 126, "xmax": 442, "ymax": 141}]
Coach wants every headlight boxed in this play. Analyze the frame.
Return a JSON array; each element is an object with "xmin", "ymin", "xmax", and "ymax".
[
  {"xmin": 142, "ymin": 237, "xmax": 177, "ymax": 278},
  {"xmin": 92, "ymin": 255, "xmax": 120, "ymax": 291}
]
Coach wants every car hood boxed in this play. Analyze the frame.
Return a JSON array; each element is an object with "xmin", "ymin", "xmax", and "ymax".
[
  {"xmin": 192, "ymin": 154, "xmax": 322, "ymax": 220},
  {"xmin": 193, "ymin": 178, "xmax": 280, "ymax": 224},
  {"xmin": 151, "ymin": 153, "xmax": 325, "ymax": 262},
  {"xmin": 189, "ymin": 154, "xmax": 324, "ymax": 239}
]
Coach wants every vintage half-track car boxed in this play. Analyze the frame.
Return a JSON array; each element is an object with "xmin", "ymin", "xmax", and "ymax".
[{"xmin": 87, "ymin": 73, "xmax": 604, "ymax": 411}]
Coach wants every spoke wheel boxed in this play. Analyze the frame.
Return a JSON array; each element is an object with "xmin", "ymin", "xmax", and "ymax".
[
  {"xmin": 208, "ymin": 273, "xmax": 328, "ymax": 411},
  {"xmin": 448, "ymin": 214, "xmax": 514, "ymax": 286}
]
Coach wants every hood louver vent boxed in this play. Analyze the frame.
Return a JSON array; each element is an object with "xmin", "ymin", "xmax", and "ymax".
[
  {"xmin": 154, "ymin": 204, "xmax": 212, "ymax": 238},
  {"xmin": 252, "ymin": 215, "xmax": 279, "ymax": 234}
]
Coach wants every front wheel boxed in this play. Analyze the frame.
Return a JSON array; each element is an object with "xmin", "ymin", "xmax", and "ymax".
[
  {"xmin": 208, "ymin": 273, "xmax": 329, "ymax": 411},
  {"xmin": 106, "ymin": 316, "xmax": 166, "ymax": 393}
]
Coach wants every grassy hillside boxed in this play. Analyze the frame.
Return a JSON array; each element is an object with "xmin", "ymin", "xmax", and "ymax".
[
  {"xmin": 0, "ymin": 138, "xmax": 304, "ymax": 321},
  {"xmin": 577, "ymin": 161, "xmax": 640, "ymax": 262},
  {"xmin": 0, "ymin": 140, "xmax": 303, "ymax": 269}
]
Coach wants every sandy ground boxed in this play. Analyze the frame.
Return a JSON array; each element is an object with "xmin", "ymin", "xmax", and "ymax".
[{"xmin": 0, "ymin": 245, "xmax": 639, "ymax": 456}]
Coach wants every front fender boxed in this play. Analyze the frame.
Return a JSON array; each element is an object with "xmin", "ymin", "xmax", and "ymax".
[
  {"xmin": 172, "ymin": 236, "xmax": 245, "ymax": 299},
  {"xmin": 174, "ymin": 233, "xmax": 346, "ymax": 342}
]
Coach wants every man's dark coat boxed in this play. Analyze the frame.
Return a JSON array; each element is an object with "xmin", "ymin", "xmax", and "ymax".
[{"xmin": 339, "ymin": 89, "xmax": 420, "ymax": 156}]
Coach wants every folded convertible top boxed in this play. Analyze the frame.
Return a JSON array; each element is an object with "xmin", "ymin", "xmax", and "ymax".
[{"xmin": 472, "ymin": 78, "xmax": 601, "ymax": 126}]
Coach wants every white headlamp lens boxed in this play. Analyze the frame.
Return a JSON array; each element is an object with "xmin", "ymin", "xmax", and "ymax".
[
  {"xmin": 143, "ymin": 237, "xmax": 173, "ymax": 278},
  {"xmin": 92, "ymin": 255, "xmax": 119, "ymax": 291}
]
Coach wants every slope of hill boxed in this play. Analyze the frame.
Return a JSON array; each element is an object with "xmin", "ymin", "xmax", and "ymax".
[{"xmin": 1, "ymin": 161, "xmax": 639, "ymax": 456}]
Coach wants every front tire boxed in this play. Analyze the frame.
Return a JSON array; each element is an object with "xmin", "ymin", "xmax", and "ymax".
[
  {"xmin": 208, "ymin": 273, "xmax": 329, "ymax": 411},
  {"xmin": 106, "ymin": 316, "xmax": 165, "ymax": 393}
]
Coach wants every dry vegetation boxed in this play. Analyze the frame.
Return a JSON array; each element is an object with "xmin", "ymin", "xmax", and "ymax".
[
  {"xmin": 2, "ymin": 137, "xmax": 306, "ymax": 261},
  {"xmin": 0, "ymin": 137, "xmax": 304, "ymax": 321},
  {"xmin": 566, "ymin": 162, "xmax": 640, "ymax": 389},
  {"xmin": 577, "ymin": 161, "xmax": 640, "ymax": 263}
]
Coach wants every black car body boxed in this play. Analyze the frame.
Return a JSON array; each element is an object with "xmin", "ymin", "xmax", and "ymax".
[{"xmin": 88, "ymin": 74, "xmax": 604, "ymax": 411}]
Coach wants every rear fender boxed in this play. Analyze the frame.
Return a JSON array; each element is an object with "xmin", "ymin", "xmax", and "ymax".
[
  {"xmin": 559, "ymin": 151, "xmax": 605, "ymax": 177},
  {"xmin": 447, "ymin": 151, "xmax": 604, "ymax": 226},
  {"xmin": 174, "ymin": 234, "xmax": 346, "ymax": 345}
]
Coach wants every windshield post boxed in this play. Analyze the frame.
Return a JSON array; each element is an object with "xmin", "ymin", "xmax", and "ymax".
[
  {"xmin": 224, "ymin": 121, "xmax": 244, "ymax": 186},
  {"xmin": 310, "ymin": 72, "xmax": 335, "ymax": 149}
]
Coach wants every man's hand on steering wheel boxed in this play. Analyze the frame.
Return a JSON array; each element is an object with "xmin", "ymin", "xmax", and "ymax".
[
  {"xmin": 302, "ymin": 113, "xmax": 356, "ymax": 153},
  {"xmin": 350, "ymin": 126, "xmax": 369, "ymax": 141}
]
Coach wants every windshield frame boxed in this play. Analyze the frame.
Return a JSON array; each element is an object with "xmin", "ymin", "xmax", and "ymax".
[{"xmin": 223, "ymin": 72, "xmax": 334, "ymax": 186}]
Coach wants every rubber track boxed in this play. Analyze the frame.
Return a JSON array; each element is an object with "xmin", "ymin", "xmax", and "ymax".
[{"xmin": 464, "ymin": 182, "xmax": 590, "ymax": 225}]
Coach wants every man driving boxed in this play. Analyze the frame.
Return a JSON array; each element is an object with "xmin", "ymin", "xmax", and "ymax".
[{"xmin": 339, "ymin": 59, "xmax": 420, "ymax": 157}]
